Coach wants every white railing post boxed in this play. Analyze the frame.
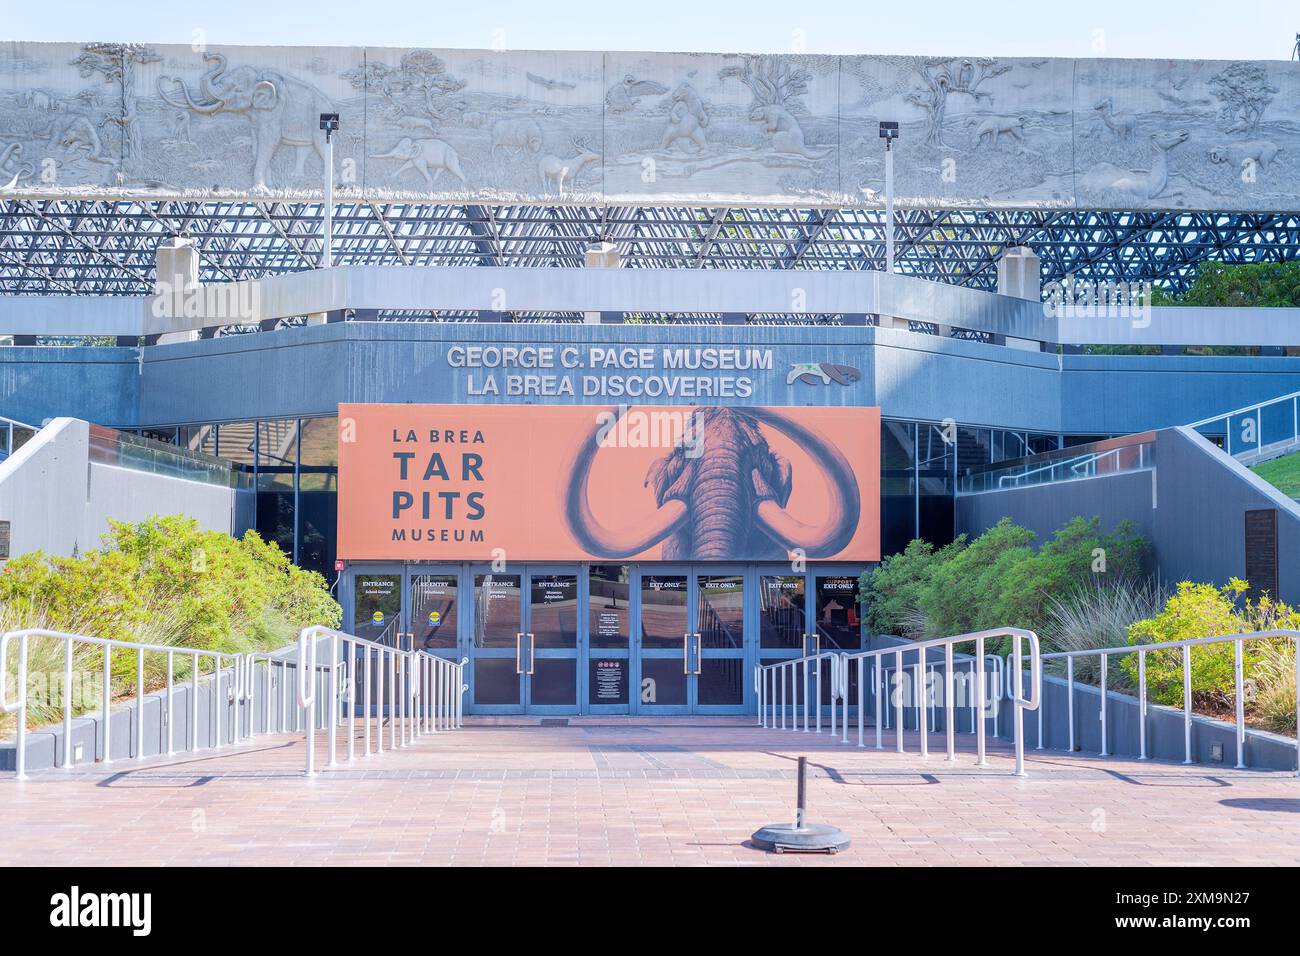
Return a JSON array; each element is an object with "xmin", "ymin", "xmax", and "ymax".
[
  {"xmin": 364, "ymin": 646, "xmax": 373, "ymax": 756},
  {"xmin": 389, "ymin": 651, "xmax": 397, "ymax": 750},
  {"xmin": 131, "ymin": 648, "xmax": 147, "ymax": 758},
  {"xmin": 347, "ymin": 641, "xmax": 356, "ymax": 761},
  {"xmin": 1066, "ymin": 656, "xmax": 1075, "ymax": 753},
  {"xmin": 874, "ymin": 658, "xmax": 883, "ymax": 749},
  {"xmin": 190, "ymin": 651, "xmax": 199, "ymax": 753},
  {"xmin": 1293, "ymin": 641, "xmax": 1299, "ymax": 779},
  {"xmin": 1233, "ymin": 639, "xmax": 1246, "ymax": 769},
  {"xmin": 1182, "ymin": 645, "xmax": 1193, "ymax": 764},
  {"xmin": 1099, "ymin": 653, "xmax": 1108, "ymax": 757},
  {"xmin": 1138, "ymin": 649, "xmax": 1147, "ymax": 760},
  {"xmin": 297, "ymin": 629, "xmax": 318, "ymax": 776},
  {"xmin": 0, "ymin": 632, "xmax": 29, "ymax": 780},
  {"xmin": 779, "ymin": 664, "xmax": 786, "ymax": 730},
  {"xmin": 857, "ymin": 658, "xmax": 864, "ymax": 747},
  {"xmin": 914, "ymin": 653, "xmax": 927, "ymax": 758},
  {"xmin": 166, "ymin": 650, "xmax": 175, "ymax": 756},
  {"xmin": 460, "ymin": 658, "xmax": 468, "ymax": 728},
  {"xmin": 63, "ymin": 642, "xmax": 74, "ymax": 769},
  {"xmin": 975, "ymin": 637, "xmax": 987, "ymax": 766},
  {"xmin": 1012, "ymin": 635, "xmax": 1025, "ymax": 777},
  {"xmin": 328, "ymin": 633, "xmax": 339, "ymax": 767},
  {"xmin": 894, "ymin": 650, "xmax": 904, "ymax": 753},
  {"xmin": 102, "ymin": 644, "xmax": 112, "ymax": 765},
  {"xmin": 944, "ymin": 643, "xmax": 955, "ymax": 762},
  {"xmin": 214, "ymin": 657, "xmax": 223, "ymax": 751}
]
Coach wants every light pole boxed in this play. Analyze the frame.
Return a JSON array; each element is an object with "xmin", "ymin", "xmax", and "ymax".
[
  {"xmin": 319, "ymin": 112, "xmax": 340, "ymax": 269},
  {"xmin": 879, "ymin": 121, "xmax": 899, "ymax": 274}
]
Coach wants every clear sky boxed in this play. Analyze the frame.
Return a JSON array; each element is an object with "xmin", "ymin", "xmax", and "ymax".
[{"xmin": 5, "ymin": 0, "xmax": 1298, "ymax": 60}]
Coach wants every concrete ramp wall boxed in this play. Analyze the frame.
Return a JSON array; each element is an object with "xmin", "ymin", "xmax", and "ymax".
[
  {"xmin": 0, "ymin": 418, "xmax": 248, "ymax": 559},
  {"xmin": 957, "ymin": 426, "xmax": 1300, "ymax": 602}
]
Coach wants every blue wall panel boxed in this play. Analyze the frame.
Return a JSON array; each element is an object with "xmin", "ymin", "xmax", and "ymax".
[
  {"xmin": 0, "ymin": 347, "xmax": 138, "ymax": 426},
  {"xmin": 3, "ymin": 325, "xmax": 1297, "ymax": 438}
]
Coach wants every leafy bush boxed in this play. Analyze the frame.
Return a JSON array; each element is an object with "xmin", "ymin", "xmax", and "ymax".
[
  {"xmin": 861, "ymin": 517, "xmax": 1150, "ymax": 644},
  {"xmin": 1123, "ymin": 579, "xmax": 1299, "ymax": 731},
  {"xmin": 0, "ymin": 515, "xmax": 340, "ymax": 733},
  {"xmin": 863, "ymin": 538, "xmax": 959, "ymax": 637}
]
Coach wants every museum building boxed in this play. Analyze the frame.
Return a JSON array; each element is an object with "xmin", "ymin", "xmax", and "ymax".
[{"xmin": 2, "ymin": 41, "xmax": 1299, "ymax": 716}]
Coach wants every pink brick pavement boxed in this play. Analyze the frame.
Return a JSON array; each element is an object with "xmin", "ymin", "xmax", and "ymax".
[{"xmin": 1, "ymin": 717, "xmax": 1297, "ymax": 866}]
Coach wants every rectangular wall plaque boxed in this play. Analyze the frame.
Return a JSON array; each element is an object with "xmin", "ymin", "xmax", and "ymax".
[
  {"xmin": 0, "ymin": 520, "xmax": 9, "ymax": 560},
  {"xmin": 1244, "ymin": 509, "xmax": 1278, "ymax": 600}
]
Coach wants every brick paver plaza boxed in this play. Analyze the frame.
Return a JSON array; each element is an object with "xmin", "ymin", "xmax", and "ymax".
[{"xmin": 2, "ymin": 718, "xmax": 1297, "ymax": 866}]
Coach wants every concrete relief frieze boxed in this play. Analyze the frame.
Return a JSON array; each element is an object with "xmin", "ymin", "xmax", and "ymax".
[{"xmin": 0, "ymin": 42, "xmax": 1295, "ymax": 210}]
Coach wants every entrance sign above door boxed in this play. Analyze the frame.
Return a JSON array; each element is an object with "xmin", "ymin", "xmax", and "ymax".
[{"xmin": 337, "ymin": 403, "xmax": 880, "ymax": 562}]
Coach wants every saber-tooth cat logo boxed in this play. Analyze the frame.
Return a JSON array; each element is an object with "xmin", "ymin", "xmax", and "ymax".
[
  {"xmin": 49, "ymin": 886, "xmax": 152, "ymax": 936},
  {"xmin": 787, "ymin": 362, "xmax": 861, "ymax": 387}
]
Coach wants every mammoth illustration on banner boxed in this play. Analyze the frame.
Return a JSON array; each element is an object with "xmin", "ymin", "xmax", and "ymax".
[{"xmin": 564, "ymin": 406, "xmax": 861, "ymax": 561}]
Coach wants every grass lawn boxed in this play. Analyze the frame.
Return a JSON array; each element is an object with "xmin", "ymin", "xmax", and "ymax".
[{"xmin": 1252, "ymin": 450, "xmax": 1300, "ymax": 499}]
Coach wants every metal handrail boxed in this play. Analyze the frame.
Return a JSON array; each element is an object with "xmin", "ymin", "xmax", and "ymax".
[
  {"xmin": 1187, "ymin": 390, "xmax": 1300, "ymax": 430},
  {"xmin": 1036, "ymin": 629, "xmax": 1299, "ymax": 774},
  {"xmin": 995, "ymin": 447, "xmax": 1115, "ymax": 489},
  {"xmin": 1188, "ymin": 392, "xmax": 1300, "ymax": 459},
  {"xmin": 754, "ymin": 651, "xmax": 844, "ymax": 736},
  {"xmin": 1, "ymin": 628, "xmax": 267, "ymax": 780},
  {"xmin": 1, "ymin": 624, "xmax": 470, "ymax": 779},
  {"xmin": 758, "ymin": 628, "xmax": 1041, "ymax": 776},
  {"xmin": 296, "ymin": 625, "xmax": 467, "ymax": 777}
]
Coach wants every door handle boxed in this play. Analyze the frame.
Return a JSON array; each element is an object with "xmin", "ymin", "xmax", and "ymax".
[
  {"xmin": 527, "ymin": 632, "xmax": 536, "ymax": 676},
  {"xmin": 515, "ymin": 632, "xmax": 524, "ymax": 674},
  {"xmin": 693, "ymin": 633, "xmax": 703, "ymax": 675},
  {"xmin": 683, "ymin": 633, "xmax": 690, "ymax": 675}
]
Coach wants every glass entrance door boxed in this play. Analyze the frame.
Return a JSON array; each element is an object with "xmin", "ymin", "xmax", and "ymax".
[
  {"xmin": 636, "ymin": 567, "xmax": 748, "ymax": 715},
  {"xmin": 408, "ymin": 569, "xmax": 461, "ymax": 661},
  {"xmin": 587, "ymin": 565, "xmax": 632, "ymax": 714},
  {"xmin": 812, "ymin": 573, "xmax": 864, "ymax": 707},
  {"xmin": 467, "ymin": 566, "xmax": 581, "ymax": 714},
  {"xmin": 525, "ymin": 569, "xmax": 580, "ymax": 712},
  {"xmin": 469, "ymin": 569, "xmax": 525, "ymax": 713},
  {"xmin": 637, "ymin": 569, "xmax": 691, "ymax": 712},
  {"xmin": 351, "ymin": 566, "xmax": 406, "ymax": 648},
  {"xmin": 694, "ymin": 571, "xmax": 747, "ymax": 713}
]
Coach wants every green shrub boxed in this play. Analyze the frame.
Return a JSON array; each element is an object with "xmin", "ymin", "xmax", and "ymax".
[
  {"xmin": 1123, "ymin": 579, "xmax": 1299, "ymax": 725},
  {"xmin": 861, "ymin": 517, "xmax": 1150, "ymax": 645},
  {"xmin": 1, "ymin": 515, "xmax": 340, "ymax": 652},
  {"xmin": 0, "ymin": 515, "xmax": 340, "ymax": 733},
  {"xmin": 862, "ymin": 538, "xmax": 959, "ymax": 636}
]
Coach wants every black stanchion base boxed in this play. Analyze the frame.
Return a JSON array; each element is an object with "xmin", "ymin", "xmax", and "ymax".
[{"xmin": 750, "ymin": 823, "xmax": 850, "ymax": 854}]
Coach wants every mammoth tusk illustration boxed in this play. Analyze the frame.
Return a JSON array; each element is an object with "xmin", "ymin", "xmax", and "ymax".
[
  {"xmin": 564, "ymin": 406, "xmax": 688, "ymax": 558},
  {"xmin": 746, "ymin": 407, "xmax": 860, "ymax": 555},
  {"xmin": 563, "ymin": 405, "xmax": 860, "ymax": 560}
]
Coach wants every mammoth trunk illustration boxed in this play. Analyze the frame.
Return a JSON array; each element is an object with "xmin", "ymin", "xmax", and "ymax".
[{"xmin": 565, "ymin": 407, "xmax": 860, "ymax": 560}]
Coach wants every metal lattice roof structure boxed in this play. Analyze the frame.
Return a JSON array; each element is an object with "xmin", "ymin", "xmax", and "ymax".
[{"xmin": 1, "ymin": 199, "xmax": 1298, "ymax": 297}]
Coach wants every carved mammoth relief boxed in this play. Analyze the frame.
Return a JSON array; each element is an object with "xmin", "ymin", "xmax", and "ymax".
[
  {"xmin": 371, "ymin": 136, "xmax": 466, "ymax": 186},
  {"xmin": 564, "ymin": 406, "xmax": 860, "ymax": 561},
  {"xmin": 157, "ymin": 52, "xmax": 334, "ymax": 190}
]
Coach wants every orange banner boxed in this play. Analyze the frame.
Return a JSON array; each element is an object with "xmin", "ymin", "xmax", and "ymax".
[{"xmin": 337, "ymin": 404, "xmax": 880, "ymax": 562}]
